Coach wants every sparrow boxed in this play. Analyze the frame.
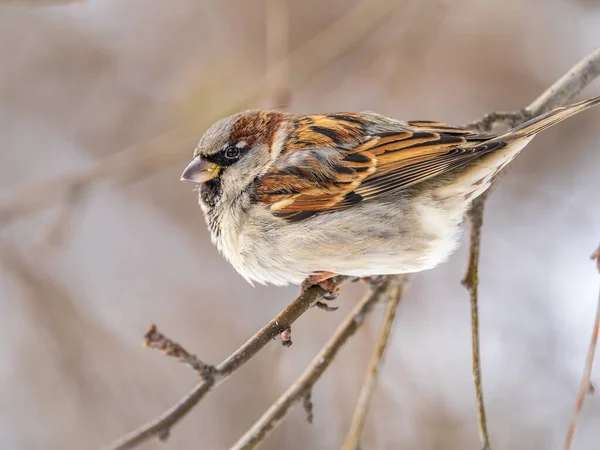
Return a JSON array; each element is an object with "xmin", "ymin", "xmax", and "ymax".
[{"xmin": 181, "ymin": 96, "xmax": 600, "ymax": 297}]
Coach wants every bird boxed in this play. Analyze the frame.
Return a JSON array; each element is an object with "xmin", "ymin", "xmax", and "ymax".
[{"xmin": 181, "ymin": 96, "xmax": 600, "ymax": 299}]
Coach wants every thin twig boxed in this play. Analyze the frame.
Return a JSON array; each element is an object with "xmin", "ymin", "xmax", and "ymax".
[
  {"xmin": 461, "ymin": 195, "xmax": 490, "ymax": 450},
  {"xmin": 341, "ymin": 275, "xmax": 409, "ymax": 450},
  {"xmin": 563, "ymin": 245, "xmax": 600, "ymax": 449},
  {"xmin": 461, "ymin": 47, "xmax": 600, "ymax": 450},
  {"xmin": 103, "ymin": 278, "xmax": 345, "ymax": 450},
  {"xmin": 230, "ymin": 275, "xmax": 410, "ymax": 450},
  {"xmin": 143, "ymin": 324, "xmax": 216, "ymax": 379}
]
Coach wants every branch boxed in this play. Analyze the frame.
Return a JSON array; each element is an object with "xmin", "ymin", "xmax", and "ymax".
[
  {"xmin": 461, "ymin": 47, "xmax": 600, "ymax": 450},
  {"xmin": 229, "ymin": 275, "xmax": 410, "ymax": 450},
  {"xmin": 563, "ymin": 244, "xmax": 600, "ymax": 450},
  {"xmin": 341, "ymin": 276, "xmax": 409, "ymax": 450},
  {"xmin": 103, "ymin": 278, "xmax": 346, "ymax": 450},
  {"xmin": 143, "ymin": 324, "xmax": 216, "ymax": 380}
]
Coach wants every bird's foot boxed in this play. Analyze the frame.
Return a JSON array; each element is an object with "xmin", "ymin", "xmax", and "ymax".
[{"xmin": 301, "ymin": 271, "xmax": 340, "ymax": 312}]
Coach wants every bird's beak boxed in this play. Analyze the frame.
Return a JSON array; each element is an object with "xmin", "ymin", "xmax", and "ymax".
[{"xmin": 180, "ymin": 157, "xmax": 221, "ymax": 183}]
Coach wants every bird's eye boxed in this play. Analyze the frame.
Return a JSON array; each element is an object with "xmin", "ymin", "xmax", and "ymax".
[{"xmin": 224, "ymin": 145, "xmax": 240, "ymax": 159}]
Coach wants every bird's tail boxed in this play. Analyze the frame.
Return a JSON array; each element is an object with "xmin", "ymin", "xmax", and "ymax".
[
  {"xmin": 436, "ymin": 95, "xmax": 600, "ymax": 205},
  {"xmin": 489, "ymin": 94, "xmax": 600, "ymax": 144}
]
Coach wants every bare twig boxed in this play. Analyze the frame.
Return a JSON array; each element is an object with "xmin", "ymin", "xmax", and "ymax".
[
  {"xmin": 143, "ymin": 324, "xmax": 216, "ymax": 379},
  {"xmin": 230, "ymin": 275, "xmax": 410, "ymax": 450},
  {"xmin": 563, "ymin": 245, "xmax": 600, "ymax": 450},
  {"xmin": 341, "ymin": 275, "xmax": 409, "ymax": 450},
  {"xmin": 103, "ymin": 278, "xmax": 345, "ymax": 450},
  {"xmin": 461, "ymin": 47, "xmax": 600, "ymax": 450},
  {"xmin": 461, "ymin": 196, "xmax": 490, "ymax": 450}
]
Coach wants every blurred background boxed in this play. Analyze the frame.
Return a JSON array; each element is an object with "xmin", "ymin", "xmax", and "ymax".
[{"xmin": 1, "ymin": 0, "xmax": 600, "ymax": 449}]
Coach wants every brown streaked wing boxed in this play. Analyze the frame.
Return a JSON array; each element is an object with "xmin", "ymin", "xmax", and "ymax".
[
  {"xmin": 256, "ymin": 118, "xmax": 501, "ymax": 222},
  {"xmin": 256, "ymin": 137, "xmax": 380, "ymax": 214}
]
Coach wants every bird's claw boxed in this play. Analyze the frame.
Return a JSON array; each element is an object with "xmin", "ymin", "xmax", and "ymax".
[
  {"xmin": 314, "ymin": 301, "xmax": 339, "ymax": 312},
  {"xmin": 301, "ymin": 272, "xmax": 340, "ymax": 312}
]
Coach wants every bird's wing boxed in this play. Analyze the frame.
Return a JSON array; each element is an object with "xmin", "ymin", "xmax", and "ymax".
[{"xmin": 255, "ymin": 113, "xmax": 502, "ymax": 222}]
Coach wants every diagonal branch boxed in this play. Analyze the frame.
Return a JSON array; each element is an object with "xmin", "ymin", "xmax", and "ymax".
[
  {"xmin": 143, "ymin": 324, "xmax": 217, "ymax": 380},
  {"xmin": 103, "ymin": 278, "xmax": 346, "ymax": 450},
  {"xmin": 229, "ymin": 275, "xmax": 410, "ymax": 450},
  {"xmin": 461, "ymin": 47, "xmax": 600, "ymax": 450}
]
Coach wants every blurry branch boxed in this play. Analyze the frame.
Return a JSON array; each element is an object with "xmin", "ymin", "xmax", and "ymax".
[
  {"xmin": 106, "ymin": 275, "xmax": 411, "ymax": 450},
  {"xmin": 461, "ymin": 47, "xmax": 600, "ymax": 450},
  {"xmin": 104, "ymin": 278, "xmax": 346, "ymax": 450},
  {"xmin": 230, "ymin": 275, "xmax": 410, "ymax": 450},
  {"xmin": 266, "ymin": 0, "xmax": 290, "ymax": 108},
  {"xmin": 0, "ymin": 0, "xmax": 405, "ymax": 229},
  {"xmin": 563, "ymin": 244, "xmax": 600, "ymax": 450},
  {"xmin": 341, "ymin": 276, "xmax": 409, "ymax": 450}
]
